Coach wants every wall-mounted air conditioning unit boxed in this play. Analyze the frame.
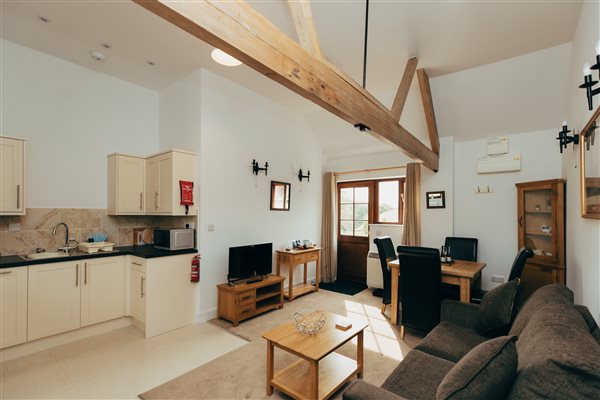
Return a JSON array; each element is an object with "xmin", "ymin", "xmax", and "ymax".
[{"xmin": 477, "ymin": 153, "xmax": 521, "ymax": 174}]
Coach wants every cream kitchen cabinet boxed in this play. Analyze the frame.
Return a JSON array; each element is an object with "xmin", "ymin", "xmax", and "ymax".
[
  {"xmin": 80, "ymin": 257, "xmax": 125, "ymax": 327},
  {"xmin": 107, "ymin": 154, "xmax": 145, "ymax": 215},
  {"xmin": 0, "ymin": 136, "xmax": 25, "ymax": 215},
  {"xmin": 28, "ymin": 261, "xmax": 81, "ymax": 341},
  {"xmin": 128, "ymin": 254, "xmax": 196, "ymax": 338},
  {"xmin": 0, "ymin": 267, "xmax": 28, "ymax": 349},
  {"xmin": 146, "ymin": 150, "xmax": 198, "ymax": 216},
  {"xmin": 130, "ymin": 260, "xmax": 146, "ymax": 325}
]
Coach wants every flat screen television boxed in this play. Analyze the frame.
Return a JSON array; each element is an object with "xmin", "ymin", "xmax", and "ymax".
[{"xmin": 228, "ymin": 243, "xmax": 273, "ymax": 283}]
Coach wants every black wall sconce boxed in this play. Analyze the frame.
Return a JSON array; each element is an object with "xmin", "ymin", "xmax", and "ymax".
[
  {"xmin": 298, "ymin": 169, "xmax": 310, "ymax": 182},
  {"xmin": 556, "ymin": 121, "xmax": 579, "ymax": 154},
  {"xmin": 252, "ymin": 159, "xmax": 268, "ymax": 176},
  {"xmin": 354, "ymin": 123, "xmax": 371, "ymax": 132},
  {"xmin": 579, "ymin": 41, "xmax": 600, "ymax": 110}
]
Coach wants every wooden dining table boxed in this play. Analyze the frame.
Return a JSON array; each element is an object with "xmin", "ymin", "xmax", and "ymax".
[{"xmin": 386, "ymin": 259, "xmax": 487, "ymax": 325}]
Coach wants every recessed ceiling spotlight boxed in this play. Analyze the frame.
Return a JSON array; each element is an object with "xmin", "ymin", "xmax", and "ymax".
[
  {"xmin": 211, "ymin": 48, "xmax": 242, "ymax": 67},
  {"xmin": 37, "ymin": 16, "xmax": 50, "ymax": 23},
  {"xmin": 147, "ymin": 61, "xmax": 155, "ymax": 66},
  {"xmin": 90, "ymin": 51, "xmax": 106, "ymax": 63},
  {"xmin": 102, "ymin": 43, "xmax": 111, "ymax": 49}
]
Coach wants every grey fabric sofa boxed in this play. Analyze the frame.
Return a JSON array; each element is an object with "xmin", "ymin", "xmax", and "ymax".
[{"xmin": 343, "ymin": 284, "xmax": 600, "ymax": 400}]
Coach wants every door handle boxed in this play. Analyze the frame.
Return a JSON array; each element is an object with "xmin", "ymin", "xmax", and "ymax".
[
  {"xmin": 16, "ymin": 185, "xmax": 20, "ymax": 209},
  {"xmin": 139, "ymin": 192, "xmax": 143, "ymax": 210},
  {"xmin": 0, "ymin": 270, "xmax": 12, "ymax": 275},
  {"xmin": 155, "ymin": 191, "xmax": 159, "ymax": 209},
  {"xmin": 519, "ymin": 216, "xmax": 523, "ymax": 228},
  {"xmin": 141, "ymin": 276, "xmax": 145, "ymax": 298},
  {"xmin": 76, "ymin": 264, "xmax": 79, "ymax": 287},
  {"xmin": 84, "ymin": 262, "xmax": 87, "ymax": 285},
  {"xmin": 131, "ymin": 261, "xmax": 142, "ymax": 267}
]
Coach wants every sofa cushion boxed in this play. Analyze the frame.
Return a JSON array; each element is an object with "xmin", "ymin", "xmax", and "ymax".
[
  {"xmin": 382, "ymin": 350, "xmax": 454, "ymax": 400},
  {"xmin": 508, "ymin": 302, "xmax": 600, "ymax": 399},
  {"xmin": 509, "ymin": 284, "xmax": 573, "ymax": 336},
  {"xmin": 476, "ymin": 280, "xmax": 520, "ymax": 337},
  {"xmin": 436, "ymin": 335, "xmax": 518, "ymax": 400},
  {"xmin": 575, "ymin": 304, "xmax": 600, "ymax": 346},
  {"xmin": 414, "ymin": 321, "xmax": 487, "ymax": 363}
]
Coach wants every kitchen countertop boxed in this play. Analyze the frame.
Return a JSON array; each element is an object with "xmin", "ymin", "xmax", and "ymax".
[{"xmin": 0, "ymin": 245, "xmax": 198, "ymax": 269}]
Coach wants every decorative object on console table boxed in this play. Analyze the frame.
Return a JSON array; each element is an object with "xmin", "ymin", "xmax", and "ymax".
[
  {"xmin": 426, "ymin": 191, "xmax": 445, "ymax": 209},
  {"xmin": 216, "ymin": 274, "xmax": 284, "ymax": 326},
  {"xmin": 276, "ymin": 247, "xmax": 321, "ymax": 301},
  {"xmin": 580, "ymin": 106, "xmax": 600, "ymax": 219},
  {"xmin": 516, "ymin": 179, "xmax": 565, "ymax": 300}
]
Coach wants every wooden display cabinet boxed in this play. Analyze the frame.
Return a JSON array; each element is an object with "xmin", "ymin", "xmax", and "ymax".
[
  {"xmin": 217, "ymin": 274, "xmax": 285, "ymax": 326},
  {"xmin": 516, "ymin": 179, "xmax": 565, "ymax": 299}
]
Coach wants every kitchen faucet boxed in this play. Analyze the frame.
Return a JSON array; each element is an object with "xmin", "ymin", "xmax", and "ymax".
[{"xmin": 52, "ymin": 222, "xmax": 75, "ymax": 253}]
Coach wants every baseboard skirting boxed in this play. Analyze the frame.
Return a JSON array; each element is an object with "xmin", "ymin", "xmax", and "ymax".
[
  {"xmin": 0, "ymin": 318, "xmax": 133, "ymax": 362},
  {"xmin": 198, "ymin": 307, "xmax": 217, "ymax": 322}
]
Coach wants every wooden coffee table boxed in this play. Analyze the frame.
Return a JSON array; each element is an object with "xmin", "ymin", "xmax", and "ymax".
[{"xmin": 262, "ymin": 311, "xmax": 368, "ymax": 400}]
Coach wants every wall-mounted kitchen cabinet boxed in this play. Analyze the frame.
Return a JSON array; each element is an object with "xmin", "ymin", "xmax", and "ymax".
[
  {"xmin": 107, "ymin": 154, "xmax": 145, "ymax": 215},
  {"xmin": 146, "ymin": 150, "xmax": 197, "ymax": 216},
  {"xmin": 0, "ymin": 136, "xmax": 25, "ymax": 216},
  {"xmin": 108, "ymin": 149, "xmax": 197, "ymax": 216},
  {"xmin": 0, "ymin": 267, "xmax": 28, "ymax": 349}
]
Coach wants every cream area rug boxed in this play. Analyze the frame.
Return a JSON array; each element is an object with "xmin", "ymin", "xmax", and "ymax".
[{"xmin": 139, "ymin": 288, "xmax": 423, "ymax": 399}]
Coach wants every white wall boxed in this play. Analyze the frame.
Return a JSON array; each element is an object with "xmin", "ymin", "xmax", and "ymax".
[
  {"xmin": 454, "ymin": 130, "xmax": 561, "ymax": 290},
  {"xmin": 561, "ymin": 1, "xmax": 600, "ymax": 318},
  {"xmin": 160, "ymin": 69, "xmax": 324, "ymax": 321},
  {"xmin": 0, "ymin": 40, "xmax": 159, "ymax": 208}
]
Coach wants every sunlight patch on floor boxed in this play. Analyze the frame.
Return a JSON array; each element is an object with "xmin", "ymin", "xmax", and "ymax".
[{"xmin": 344, "ymin": 299, "xmax": 406, "ymax": 361}]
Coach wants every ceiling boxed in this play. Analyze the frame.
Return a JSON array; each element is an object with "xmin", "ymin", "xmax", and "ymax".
[{"xmin": 1, "ymin": 0, "xmax": 583, "ymax": 159}]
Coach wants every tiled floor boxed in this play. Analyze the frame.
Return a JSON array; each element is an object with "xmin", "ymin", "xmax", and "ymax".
[{"xmin": 0, "ymin": 323, "xmax": 248, "ymax": 399}]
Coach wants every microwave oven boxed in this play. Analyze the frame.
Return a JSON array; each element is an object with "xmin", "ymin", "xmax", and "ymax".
[{"xmin": 154, "ymin": 228, "xmax": 195, "ymax": 251}]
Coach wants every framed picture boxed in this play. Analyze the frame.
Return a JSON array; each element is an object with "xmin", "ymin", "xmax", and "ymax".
[{"xmin": 426, "ymin": 191, "xmax": 445, "ymax": 209}]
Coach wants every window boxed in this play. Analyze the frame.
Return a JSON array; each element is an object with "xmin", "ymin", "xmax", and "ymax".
[
  {"xmin": 339, "ymin": 185, "xmax": 370, "ymax": 237},
  {"xmin": 375, "ymin": 179, "xmax": 404, "ymax": 224}
]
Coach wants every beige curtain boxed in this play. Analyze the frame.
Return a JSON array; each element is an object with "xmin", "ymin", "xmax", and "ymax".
[
  {"xmin": 321, "ymin": 172, "xmax": 337, "ymax": 283},
  {"xmin": 401, "ymin": 163, "xmax": 421, "ymax": 246}
]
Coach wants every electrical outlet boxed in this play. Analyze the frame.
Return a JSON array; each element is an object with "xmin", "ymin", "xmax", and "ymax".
[
  {"xmin": 185, "ymin": 222, "xmax": 196, "ymax": 229},
  {"xmin": 491, "ymin": 275, "xmax": 505, "ymax": 283},
  {"xmin": 207, "ymin": 224, "xmax": 214, "ymax": 232},
  {"xmin": 8, "ymin": 223, "xmax": 21, "ymax": 232}
]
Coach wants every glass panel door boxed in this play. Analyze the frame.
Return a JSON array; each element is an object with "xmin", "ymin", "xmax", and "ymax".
[{"xmin": 522, "ymin": 187, "xmax": 556, "ymax": 264}]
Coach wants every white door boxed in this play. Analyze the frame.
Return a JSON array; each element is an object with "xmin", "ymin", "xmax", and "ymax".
[
  {"xmin": 0, "ymin": 268, "xmax": 28, "ymax": 348},
  {"xmin": 81, "ymin": 258, "xmax": 125, "ymax": 327},
  {"xmin": 0, "ymin": 137, "xmax": 24, "ymax": 214},
  {"xmin": 28, "ymin": 262, "xmax": 81, "ymax": 341},
  {"xmin": 130, "ymin": 268, "xmax": 146, "ymax": 324},
  {"xmin": 117, "ymin": 155, "xmax": 145, "ymax": 214}
]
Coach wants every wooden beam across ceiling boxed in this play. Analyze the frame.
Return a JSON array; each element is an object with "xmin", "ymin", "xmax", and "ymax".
[
  {"xmin": 133, "ymin": 0, "xmax": 439, "ymax": 171},
  {"xmin": 417, "ymin": 68, "xmax": 440, "ymax": 155},
  {"xmin": 391, "ymin": 57, "xmax": 418, "ymax": 121}
]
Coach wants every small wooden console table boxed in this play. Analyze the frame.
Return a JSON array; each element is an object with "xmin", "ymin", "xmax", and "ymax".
[
  {"xmin": 276, "ymin": 247, "xmax": 321, "ymax": 301},
  {"xmin": 217, "ymin": 274, "xmax": 285, "ymax": 326}
]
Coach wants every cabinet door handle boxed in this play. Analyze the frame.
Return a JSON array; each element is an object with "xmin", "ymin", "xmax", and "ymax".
[
  {"xmin": 155, "ymin": 191, "xmax": 159, "ymax": 209},
  {"xmin": 131, "ymin": 261, "xmax": 143, "ymax": 267},
  {"xmin": 141, "ymin": 276, "xmax": 145, "ymax": 298},
  {"xmin": 241, "ymin": 295, "xmax": 253, "ymax": 301},
  {"xmin": 240, "ymin": 309, "xmax": 251, "ymax": 315},
  {"xmin": 0, "ymin": 270, "xmax": 12, "ymax": 275},
  {"xmin": 519, "ymin": 216, "xmax": 523, "ymax": 228},
  {"xmin": 16, "ymin": 185, "xmax": 21, "ymax": 209},
  {"xmin": 76, "ymin": 264, "xmax": 79, "ymax": 287},
  {"xmin": 84, "ymin": 262, "xmax": 87, "ymax": 285},
  {"xmin": 139, "ymin": 192, "xmax": 143, "ymax": 210}
]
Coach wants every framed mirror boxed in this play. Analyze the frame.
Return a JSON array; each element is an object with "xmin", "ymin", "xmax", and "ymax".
[
  {"xmin": 270, "ymin": 181, "xmax": 290, "ymax": 211},
  {"xmin": 580, "ymin": 107, "xmax": 600, "ymax": 219}
]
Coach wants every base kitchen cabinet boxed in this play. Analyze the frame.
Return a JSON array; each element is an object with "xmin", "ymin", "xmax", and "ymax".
[
  {"xmin": 28, "ymin": 261, "xmax": 81, "ymax": 341},
  {"xmin": 128, "ymin": 254, "xmax": 196, "ymax": 338},
  {"xmin": 0, "ymin": 267, "xmax": 28, "ymax": 349},
  {"xmin": 81, "ymin": 257, "xmax": 125, "ymax": 327}
]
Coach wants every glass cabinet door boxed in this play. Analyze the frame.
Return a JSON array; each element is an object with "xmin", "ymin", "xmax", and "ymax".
[{"xmin": 520, "ymin": 185, "xmax": 557, "ymax": 265}]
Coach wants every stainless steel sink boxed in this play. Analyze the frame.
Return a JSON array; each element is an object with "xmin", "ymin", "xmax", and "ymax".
[{"xmin": 21, "ymin": 251, "xmax": 68, "ymax": 260}]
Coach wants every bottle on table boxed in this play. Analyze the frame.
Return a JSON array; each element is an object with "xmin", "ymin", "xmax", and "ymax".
[{"xmin": 446, "ymin": 246, "xmax": 452, "ymax": 263}]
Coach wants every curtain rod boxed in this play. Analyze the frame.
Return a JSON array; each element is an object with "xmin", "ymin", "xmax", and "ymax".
[{"xmin": 333, "ymin": 165, "xmax": 406, "ymax": 176}]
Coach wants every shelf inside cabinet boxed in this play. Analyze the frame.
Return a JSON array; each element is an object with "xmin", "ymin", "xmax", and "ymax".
[{"xmin": 525, "ymin": 232, "xmax": 552, "ymax": 237}]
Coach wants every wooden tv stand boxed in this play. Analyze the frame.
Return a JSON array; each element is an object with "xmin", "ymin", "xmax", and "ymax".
[{"xmin": 217, "ymin": 274, "xmax": 285, "ymax": 326}]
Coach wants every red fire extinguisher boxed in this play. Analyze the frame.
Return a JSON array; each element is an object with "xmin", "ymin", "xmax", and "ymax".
[{"xmin": 191, "ymin": 255, "xmax": 200, "ymax": 282}]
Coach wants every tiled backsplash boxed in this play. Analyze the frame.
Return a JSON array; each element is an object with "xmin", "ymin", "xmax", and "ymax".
[{"xmin": 0, "ymin": 208, "xmax": 196, "ymax": 256}]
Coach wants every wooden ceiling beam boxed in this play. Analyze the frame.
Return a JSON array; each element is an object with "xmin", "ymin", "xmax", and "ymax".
[
  {"xmin": 417, "ymin": 68, "xmax": 440, "ymax": 155},
  {"xmin": 391, "ymin": 57, "xmax": 418, "ymax": 121},
  {"xmin": 287, "ymin": 0, "xmax": 322, "ymax": 61},
  {"xmin": 133, "ymin": 0, "xmax": 439, "ymax": 171}
]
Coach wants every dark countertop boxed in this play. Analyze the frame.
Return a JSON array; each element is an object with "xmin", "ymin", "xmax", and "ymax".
[{"xmin": 0, "ymin": 245, "xmax": 198, "ymax": 269}]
